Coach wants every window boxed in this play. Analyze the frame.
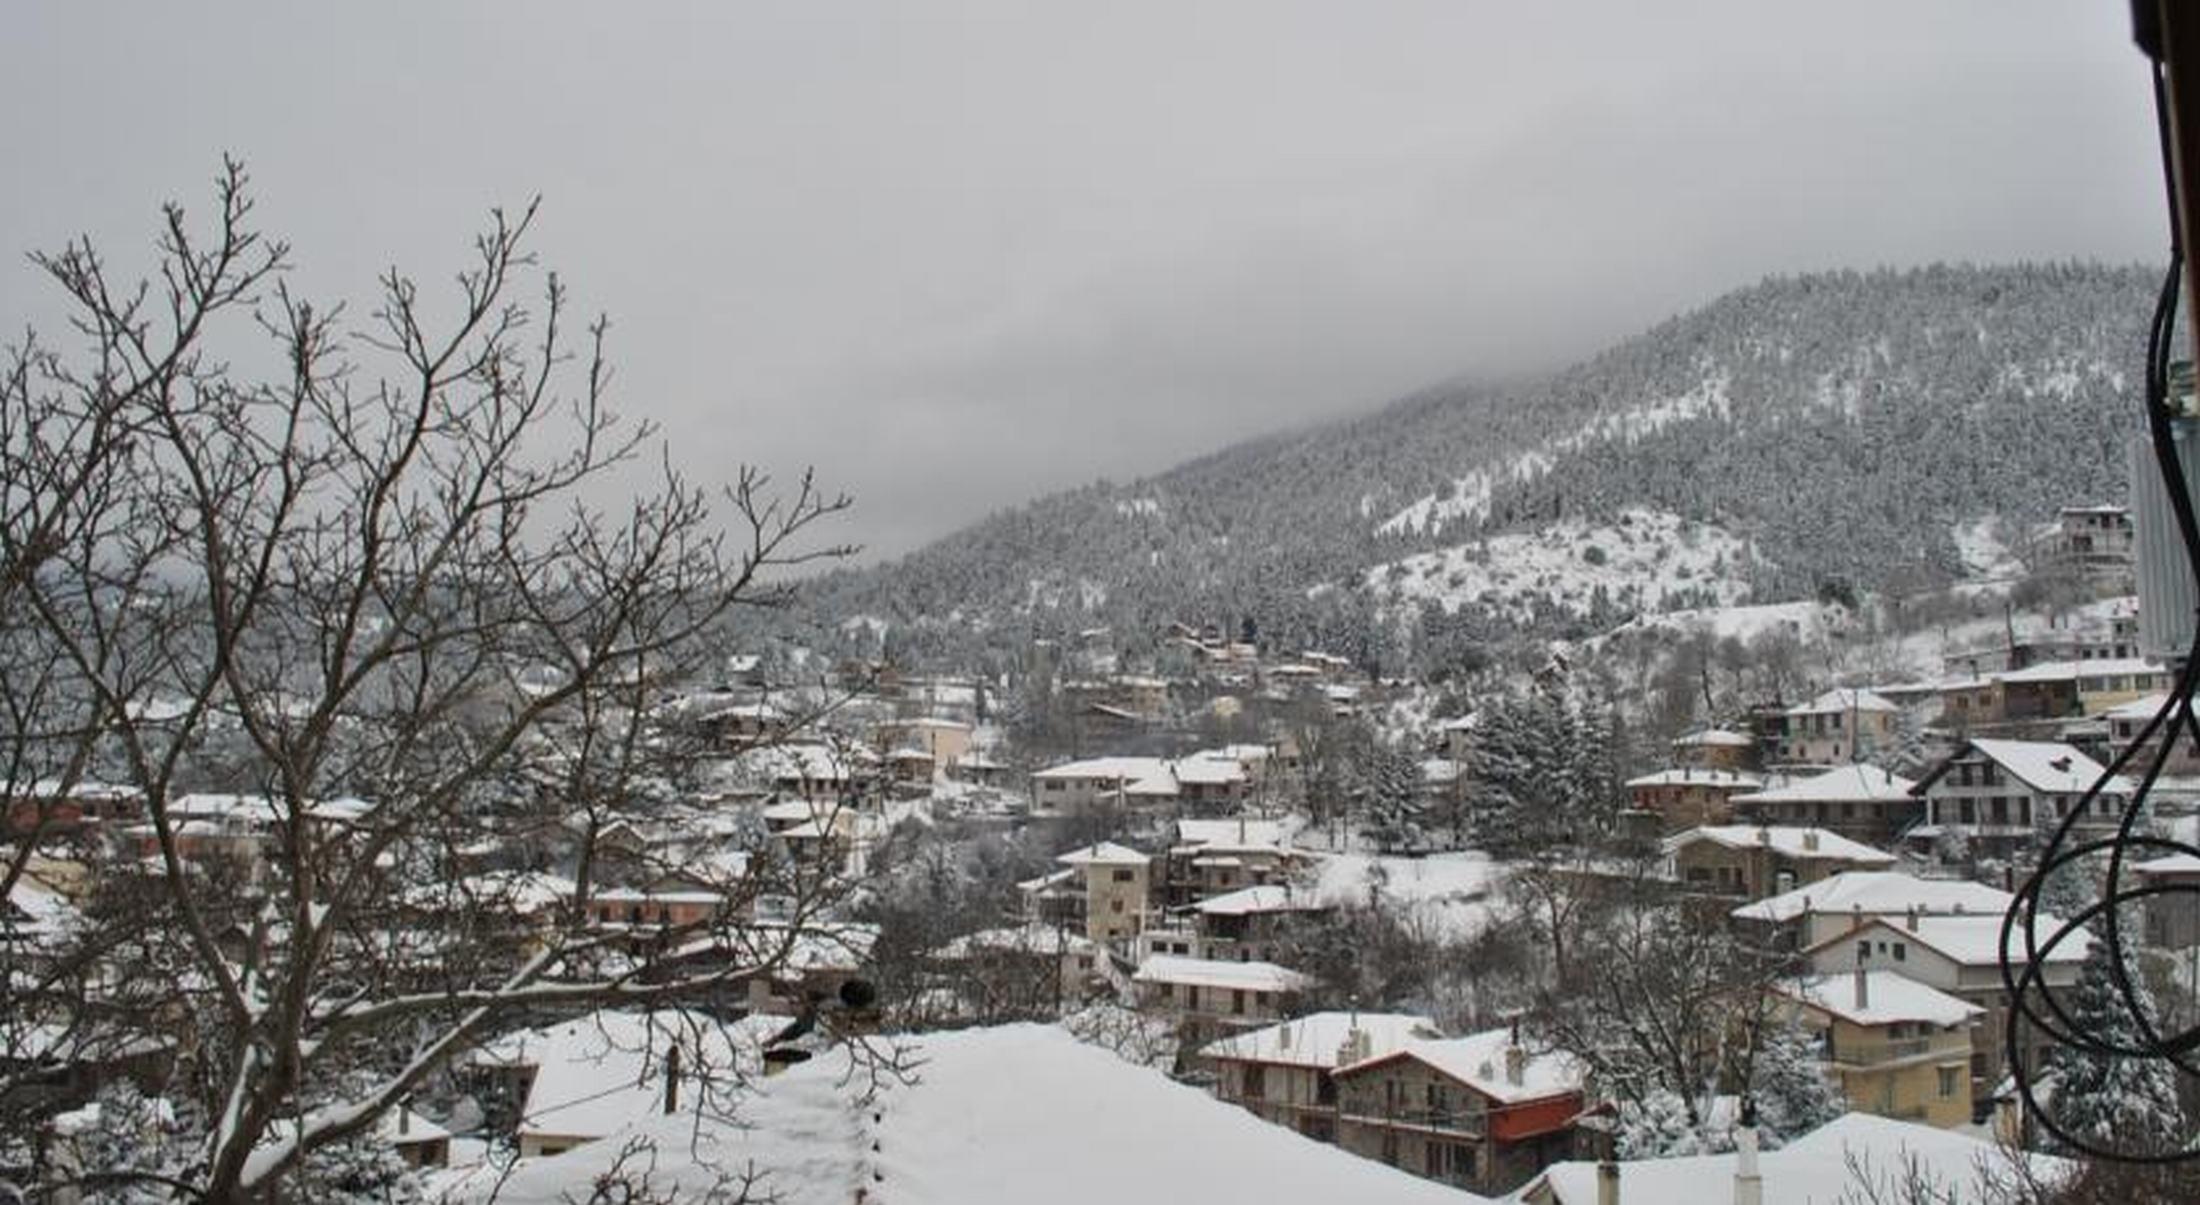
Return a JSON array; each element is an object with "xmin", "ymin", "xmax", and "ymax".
[
  {"xmin": 1245, "ymin": 1064, "xmax": 1266, "ymax": 1100},
  {"xmin": 1231, "ymin": 988, "xmax": 1246, "ymax": 1015},
  {"xmin": 1857, "ymin": 940, "xmax": 1871, "ymax": 962},
  {"xmin": 1109, "ymin": 899, "xmax": 1124, "ymax": 914},
  {"xmin": 1892, "ymin": 942, "xmax": 1906, "ymax": 962},
  {"xmin": 1111, "ymin": 868, "xmax": 1134, "ymax": 882},
  {"xmin": 1938, "ymin": 1066, "xmax": 1961, "ymax": 1097}
]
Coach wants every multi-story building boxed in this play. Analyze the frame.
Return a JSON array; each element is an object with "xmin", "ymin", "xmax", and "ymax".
[
  {"xmin": 1779, "ymin": 689, "xmax": 1901, "ymax": 766},
  {"xmin": 1201, "ymin": 1012, "xmax": 1440, "ymax": 1141},
  {"xmin": 1622, "ymin": 768, "xmax": 1763, "ymax": 832},
  {"xmin": 1728, "ymin": 764, "xmax": 1922, "ymax": 847},
  {"xmin": 1663, "ymin": 825, "xmax": 1896, "ymax": 900},
  {"xmin": 1910, "ymin": 738, "xmax": 2134, "ymax": 859},
  {"xmin": 1331, "ymin": 1029, "xmax": 1587, "ymax": 1196},
  {"xmin": 1773, "ymin": 970, "xmax": 1982, "ymax": 1130},
  {"xmin": 1132, "ymin": 954, "xmax": 1310, "ymax": 1044},
  {"xmin": 1054, "ymin": 841, "xmax": 1152, "ymax": 948}
]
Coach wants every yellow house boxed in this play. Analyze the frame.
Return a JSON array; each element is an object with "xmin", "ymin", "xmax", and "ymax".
[
  {"xmin": 1775, "ymin": 970, "xmax": 1981, "ymax": 1129},
  {"xmin": 1056, "ymin": 840, "xmax": 1152, "ymax": 947}
]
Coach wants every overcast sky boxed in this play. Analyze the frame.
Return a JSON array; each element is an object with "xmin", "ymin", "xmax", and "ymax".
[{"xmin": 0, "ymin": 3, "xmax": 2170, "ymax": 560}]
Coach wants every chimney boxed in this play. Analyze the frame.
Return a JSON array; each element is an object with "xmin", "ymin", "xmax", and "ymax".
[
  {"xmin": 1278, "ymin": 1023, "xmax": 1292, "ymax": 1052},
  {"xmin": 1757, "ymin": 826, "xmax": 1770, "ymax": 846},
  {"xmin": 664, "ymin": 1042, "xmax": 682, "ymax": 1116},
  {"xmin": 1853, "ymin": 965, "xmax": 1870, "ymax": 1011},
  {"xmin": 398, "ymin": 1107, "xmax": 411, "ymax": 1136},
  {"xmin": 1505, "ymin": 1043, "xmax": 1527, "ymax": 1088},
  {"xmin": 1597, "ymin": 1159, "xmax": 1621, "ymax": 1205},
  {"xmin": 1733, "ymin": 1121, "xmax": 1764, "ymax": 1205},
  {"xmin": 1905, "ymin": 906, "xmax": 1918, "ymax": 932},
  {"xmin": 1801, "ymin": 830, "xmax": 1818, "ymax": 852}
]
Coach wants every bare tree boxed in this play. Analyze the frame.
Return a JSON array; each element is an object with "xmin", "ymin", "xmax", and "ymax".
[{"xmin": 0, "ymin": 162, "xmax": 871, "ymax": 1201}]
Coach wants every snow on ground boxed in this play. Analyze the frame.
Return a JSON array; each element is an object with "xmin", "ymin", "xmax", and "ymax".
[
  {"xmin": 1365, "ymin": 508, "xmax": 1755, "ymax": 622},
  {"xmin": 1374, "ymin": 370, "xmax": 1730, "ymax": 539},
  {"xmin": 1313, "ymin": 852, "xmax": 1507, "ymax": 940},
  {"xmin": 1949, "ymin": 516, "xmax": 2025, "ymax": 580},
  {"xmin": 452, "ymin": 1025, "xmax": 1481, "ymax": 1205}
]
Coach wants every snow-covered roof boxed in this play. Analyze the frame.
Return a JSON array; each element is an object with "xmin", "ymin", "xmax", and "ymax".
[
  {"xmin": 457, "ymin": 1024, "xmax": 1479, "ymax": 1205},
  {"xmin": 473, "ymin": 1010, "xmax": 789, "ymax": 1143},
  {"xmin": 932, "ymin": 923, "xmax": 1098, "ymax": 960},
  {"xmin": 2134, "ymin": 852, "xmax": 2200, "ymax": 876},
  {"xmin": 1133, "ymin": 954, "xmax": 1311, "ymax": 994},
  {"xmin": 2106, "ymin": 692, "xmax": 2188, "ymax": 721},
  {"xmin": 1780, "ymin": 970, "xmax": 1984, "ymax": 1027},
  {"xmin": 1201, "ymin": 1011, "xmax": 1440, "ymax": 1070},
  {"xmin": 1031, "ymin": 756, "xmax": 1173, "ymax": 787},
  {"xmin": 1338, "ymin": 1029, "xmax": 1584, "ymax": 1106},
  {"xmin": 1674, "ymin": 727, "xmax": 1755, "ymax": 748},
  {"xmin": 1730, "ymin": 764, "xmax": 1918, "ymax": 804},
  {"xmin": 1056, "ymin": 841, "xmax": 1150, "ymax": 867},
  {"xmin": 1193, "ymin": 884, "xmax": 1326, "ymax": 917},
  {"xmin": 1789, "ymin": 688, "xmax": 1899, "ymax": 716},
  {"xmin": 1624, "ymin": 768, "xmax": 1762, "ymax": 790},
  {"xmin": 1806, "ymin": 914, "xmax": 2091, "ymax": 968},
  {"xmin": 1170, "ymin": 758, "xmax": 1246, "ymax": 787},
  {"xmin": 1961, "ymin": 738, "xmax": 2130, "ymax": 796},
  {"xmin": 1663, "ymin": 825, "xmax": 1895, "ymax": 865},
  {"xmin": 1523, "ymin": 1112, "xmax": 2059, "ymax": 1205},
  {"xmin": 1175, "ymin": 817, "xmax": 1296, "ymax": 850},
  {"xmin": 1732, "ymin": 871, "xmax": 2014, "ymax": 925},
  {"xmin": 1994, "ymin": 657, "xmax": 2164, "ymax": 685}
]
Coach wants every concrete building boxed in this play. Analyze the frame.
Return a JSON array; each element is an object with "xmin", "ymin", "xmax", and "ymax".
[
  {"xmin": 1055, "ymin": 840, "xmax": 1153, "ymax": 948},
  {"xmin": 1780, "ymin": 689, "xmax": 1901, "ymax": 766},
  {"xmin": 1622, "ymin": 768, "xmax": 1763, "ymax": 832},
  {"xmin": 1663, "ymin": 825, "xmax": 1896, "ymax": 900},
  {"xmin": 1728, "ymin": 764, "xmax": 1922, "ymax": 847},
  {"xmin": 1331, "ymin": 1029, "xmax": 1586, "ymax": 1196},
  {"xmin": 1201, "ymin": 1011, "xmax": 1441, "ymax": 1142},
  {"xmin": 1775, "ymin": 970, "xmax": 1982, "ymax": 1129}
]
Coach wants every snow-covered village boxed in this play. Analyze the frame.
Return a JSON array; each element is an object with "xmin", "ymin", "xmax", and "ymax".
[{"xmin": 12, "ymin": 4, "xmax": 2200, "ymax": 1204}]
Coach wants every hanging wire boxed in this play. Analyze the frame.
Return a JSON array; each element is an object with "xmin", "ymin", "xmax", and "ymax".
[{"xmin": 1996, "ymin": 49, "xmax": 2200, "ymax": 1159}]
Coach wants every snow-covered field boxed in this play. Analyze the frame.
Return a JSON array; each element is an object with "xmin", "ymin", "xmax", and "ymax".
[
  {"xmin": 1313, "ymin": 851, "xmax": 1507, "ymax": 940},
  {"xmin": 1364, "ymin": 508, "xmax": 1756, "ymax": 622},
  {"xmin": 454, "ymin": 1025, "xmax": 1483, "ymax": 1205}
]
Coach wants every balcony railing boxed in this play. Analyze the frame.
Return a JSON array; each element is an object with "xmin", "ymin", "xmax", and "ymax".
[{"xmin": 1829, "ymin": 1037, "xmax": 1940, "ymax": 1066}]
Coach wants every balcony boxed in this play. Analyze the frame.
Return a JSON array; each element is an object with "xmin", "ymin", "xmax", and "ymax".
[{"xmin": 1829, "ymin": 1037, "xmax": 1943, "ymax": 1067}]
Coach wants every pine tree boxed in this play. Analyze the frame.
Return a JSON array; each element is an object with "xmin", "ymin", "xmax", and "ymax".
[
  {"xmin": 2046, "ymin": 923, "xmax": 2186, "ymax": 1154},
  {"xmin": 1616, "ymin": 1088, "xmax": 1719, "ymax": 1158},
  {"xmin": 1750, "ymin": 1017, "xmax": 1846, "ymax": 1146}
]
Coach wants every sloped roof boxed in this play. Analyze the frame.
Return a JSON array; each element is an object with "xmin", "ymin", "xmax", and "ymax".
[
  {"xmin": 1732, "ymin": 871, "xmax": 2013, "ymax": 925},
  {"xmin": 1625, "ymin": 768, "xmax": 1761, "ymax": 790},
  {"xmin": 1133, "ymin": 954, "xmax": 1310, "ymax": 993},
  {"xmin": 1790, "ymin": 688, "xmax": 1899, "ymax": 715},
  {"xmin": 1731, "ymin": 764, "xmax": 1918, "ymax": 804},
  {"xmin": 1664, "ymin": 825, "xmax": 1895, "ymax": 865},
  {"xmin": 1805, "ymin": 913, "xmax": 2091, "ymax": 969},
  {"xmin": 1056, "ymin": 841, "xmax": 1150, "ymax": 867},
  {"xmin": 1193, "ymin": 884, "xmax": 1326, "ymax": 917},
  {"xmin": 1779, "ymin": 970, "xmax": 1983, "ymax": 1027},
  {"xmin": 1201, "ymin": 1011, "xmax": 1439, "ymax": 1070},
  {"xmin": 1337, "ymin": 1028, "xmax": 1583, "ymax": 1106},
  {"xmin": 1963, "ymin": 738, "xmax": 2130, "ymax": 796}
]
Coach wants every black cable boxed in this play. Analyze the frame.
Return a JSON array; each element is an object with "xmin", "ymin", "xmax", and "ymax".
[{"xmin": 1997, "ymin": 51, "xmax": 2200, "ymax": 1157}]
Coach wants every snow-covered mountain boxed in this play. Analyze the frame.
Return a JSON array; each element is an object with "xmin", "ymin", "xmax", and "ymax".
[{"xmin": 800, "ymin": 263, "xmax": 2155, "ymax": 671}]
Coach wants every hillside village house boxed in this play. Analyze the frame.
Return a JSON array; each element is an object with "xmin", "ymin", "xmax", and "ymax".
[
  {"xmin": 2133, "ymin": 853, "xmax": 2200, "ymax": 947},
  {"xmin": 2, "ymin": 778, "xmax": 142, "ymax": 837},
  {"xmin": 1774, "ymin": 970, "xmax": 1982, "ymax": 1129},
  {"xmin": 1663, "ymin": 825, "xmax": 1896, "ymax": 900},
  {"xmin": 1994, "ymin": 658, "xmax": 2171, "ymax": 721},
  {"xmin": 1778, "ymin": 689, "xmax": 1901, "ymax": 765},
  {"xmin": 1055, "ymin": 840, "xmax": 1153, "ymax": 948},
  {"xmin": 2106, "ymin": 693, "xmax": 2200, "ymax": 777},
  {"xmin": 1797, "ymin": 909, "xmax": 2087, "ymax": 1110},
  {"xmin": 1132, "ymin": 954, "xmax": 1311, "ymax": 1042},
  {"xmin": 1028, "ymin": 756, "xmax": 1176, "ymax": 812},
  {"xmin": 1142, "ymin": 883, "xmax": 1327, "ymax": 963},
  {"xmin": 1910, "ymin": 738, "xmax": 2133, "ymax": 858},
  {"xmin": 1622, "ymin": 767, "xmax": 1763, "ymax": 832},
  {"xmin": 1331, "ymin": 1028, "xmax": 1587, "ymax": 1195},
  {"xmin": 1201, "ymin": 1012, "xmax": 1441, "ymax": 1141},
  {"xmin": 1727, "ymin": 764, "xmax": 1922, "ymax": 847},
  {"xmin": 1671, "ymin": 726, "xmax": 1758, "ymax": 771},
  {"xmin": 882, "ymin": 715, "xmax": 972, "ymax": 769},
  {"xmin": 2043, "ymin": 503, "xmax": 2134, "ymax": 586},
  {"xmin": 1164, "ymin": 816, "xmax": 1309, "ymax": 906}
]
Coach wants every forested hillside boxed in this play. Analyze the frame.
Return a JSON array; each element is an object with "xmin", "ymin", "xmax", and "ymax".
[{"xmin": 797, "ymin": 263, "xmax": 2156, "ymax": 672}]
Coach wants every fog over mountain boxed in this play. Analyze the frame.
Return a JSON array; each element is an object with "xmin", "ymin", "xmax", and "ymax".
[{"xmin": 803, "ymin": 262, "xmax": 2157, "ymax": 671}]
